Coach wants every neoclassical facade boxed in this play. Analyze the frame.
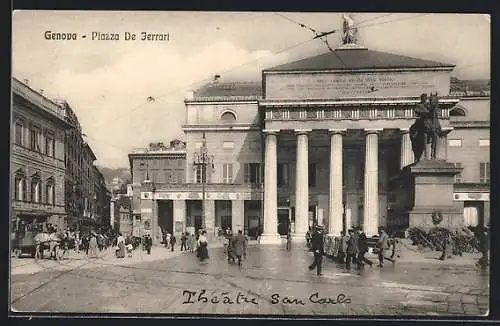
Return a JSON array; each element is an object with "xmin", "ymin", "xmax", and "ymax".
[{"xmin": 137, "ymin": 44, "xmax": 490, "ymax": 245}]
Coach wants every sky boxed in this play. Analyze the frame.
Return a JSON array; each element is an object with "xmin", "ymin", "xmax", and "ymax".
[{"xmin": 12, "ymin": 12, "xmax": 490, "ymax": 168}]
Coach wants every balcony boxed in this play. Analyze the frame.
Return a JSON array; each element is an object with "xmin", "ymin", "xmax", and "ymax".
[{"xmin": 12, "ymin": 200, "xmax": 66, "ymax": 215}]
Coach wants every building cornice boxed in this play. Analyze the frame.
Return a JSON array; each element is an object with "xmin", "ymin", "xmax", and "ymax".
[
  {"xmin": 450, "ymin": 120, "xmax": 490, "ymax": 128},
  {"xmin": 182, "ymin": 124, "xmax": 261, "ymax": 131},
  {"xmin": 259, "ymin": 96, "xmax": 460, "ymax": 107},
  {"xmin": 185, "ymin": 98, "xmax": 260, "ymax": 104},
  {"xmin": 263, "ymin": 67, "xmax": 454, "ymax": 75}
]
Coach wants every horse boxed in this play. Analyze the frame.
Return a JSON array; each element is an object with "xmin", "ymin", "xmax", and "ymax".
[
  {"xmin": 34, "ymin": 232, "xmax": 62, "ymax": 260},
  {"xmin": 410, "ymin": 93, "xmax": 442, "ymax": 161}
]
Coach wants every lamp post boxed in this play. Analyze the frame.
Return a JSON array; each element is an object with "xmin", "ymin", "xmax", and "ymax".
[{"xmin": 192, "ymin": 132, "xmax": 214, "ymax": 232}]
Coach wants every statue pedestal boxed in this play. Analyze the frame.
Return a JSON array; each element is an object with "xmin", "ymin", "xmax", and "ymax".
[{"xmin": 407, "ymin": 159, "xmax": 463, "ymax": 230}]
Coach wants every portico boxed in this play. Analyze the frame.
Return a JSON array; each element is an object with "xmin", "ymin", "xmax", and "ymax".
[{"xmin": 258, "ymin": 45, "xmax": 459, "ymax": 243}]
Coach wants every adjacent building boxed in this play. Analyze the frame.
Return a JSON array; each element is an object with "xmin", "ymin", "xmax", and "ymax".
[
  {"xmin": 11, "ymin": 77, "xmax": 70, "ymax": 232},
  {"xmin": 131, "ymin": 44, "xmax": 490, "ymax": 245},
  {"xmin": 128, "ymin": 140, "xmax": 186, "ymax": 241},
  {"xmin": 11, "ymin": 78, "xmax": 111, "ymax": 234}
]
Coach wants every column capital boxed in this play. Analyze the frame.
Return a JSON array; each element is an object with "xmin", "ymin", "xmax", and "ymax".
[
  {"xmin": 364, "ymin": 128, "xmax": 383, "ymax": 135},
  {"xmin": 328, "ymin": 128, "xmax": 347, "ymax": 135},
  {"xmin": 400, "ymin": 127, "xmax": 410, "ymax": 134},
  {"xmin": 294, "ymin": 129, "xmax": 312, "ymax": 135},
  {"xmin": 263, "ymin": 129, "xmax": 280, "ymax": 135}
]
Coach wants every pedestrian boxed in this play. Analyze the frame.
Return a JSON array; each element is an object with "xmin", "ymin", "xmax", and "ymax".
[
  {"xmin": 145, "ymin": 234, "xmax": 152, "ymax": 255},
  {"xmin": 189, "ymin": 233, "xmax": 196, "ymax": 253},
  {"xmin": 170, "ymin": 234, "xmax": 177, "ymax": 252},
  {"xmin": 357, "ymin": 229, "xmax": 373, "ymax": 267},
  {"xmin": 243, "ymin": 230, "xmax": 249, "ymax": 259},
  {"xmin": 116, "ymin": 232, "xmax": 126, "ymax": 258},
  {"xmin": 337, "ymin": 230, "xmax": 348, "ymax": 264},
  {"xmin": 180, "ymin": 232, "xmax": 188, "ymax": 251},
  {"xmin": 308, "ymin": 225, "xmax": 324, "ymax": 276},
  {"xmin": 227, "ymin": 236, "xmax": 235, "ymax": 263},
  {"xmin": 197, "ymin": 230, "xmax": 209, "ymax": 262},
  {"xmin": 376, "ymin": 226, "xmax": 392, "ymax": 267},
  {"xmin": 165, "ymin": 232, "xmax": 171, "ymax": 249},
  {"xmin": 231, "ymin": 230, "xmax": 246, "ymax": 267},
  {"xmin": 88, "ymin": 233, "xmax": 99, "ymax": 258},
  {"xmin": 345, "ymin": 228, "xmax": 359, "ymax": 270}
]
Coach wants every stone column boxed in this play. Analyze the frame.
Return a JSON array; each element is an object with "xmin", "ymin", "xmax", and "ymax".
[
  {"xmin": 328, "ymin": 129, "xmax": 345, "ymax": 236},
  {"xmin": 293, "ymin": 129, "xmax": 311, "ymax": 242},
  {"xmin": 400, "ymin": 128, "xmax": 414, "ymax": 169},
  {"xmin": 231, "ymin": 199, "xmax": 245, "ymax": 233},
  {"xmin": 173, "ymin": 199, "xmax": 186, "ymax": 238},
  {"xmin": 260, "ymin": 130, "xmax": 280, "ymax": 244},
  {"xmin": 364, "ymin": 128, "xmax": 382, "ymax": 236}
]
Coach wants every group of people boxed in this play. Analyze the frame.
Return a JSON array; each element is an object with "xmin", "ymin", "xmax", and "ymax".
[
  {"xmin": 308, "ymin": 225, "xmax": 396, "ymax": 276},
  {"xmin": 224, "ymin": 229, "xmax": 248, "ymax": 266},
  {"xmin": 114, "ymin": 233, "xmax": 153, "ymax": 258},
  {"xmin": 163, "ymin": 231, "xmax": 197, "ymax": 252}
]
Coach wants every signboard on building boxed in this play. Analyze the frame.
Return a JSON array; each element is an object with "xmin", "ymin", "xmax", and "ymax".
[
  {"xmin": 453, "ymin": 192, "xmax": 489, "ymax": 201},
  {"xmin": 175, "ymin": 221, "xmax": 183, "ymax": 233},
  {"xmin": 265, "ymin": 71, "xmax": 449, "ymax": 100}
]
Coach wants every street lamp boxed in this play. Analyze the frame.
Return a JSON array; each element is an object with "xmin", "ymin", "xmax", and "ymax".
[{"xmin": 192, "ymin": 132, "xmax": 214, "ymax": 231}]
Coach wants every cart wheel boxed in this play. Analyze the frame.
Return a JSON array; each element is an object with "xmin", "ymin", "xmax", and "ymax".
[{"xmin": 12, "ymin": 249, "xmax": 20, "ymax": 258}]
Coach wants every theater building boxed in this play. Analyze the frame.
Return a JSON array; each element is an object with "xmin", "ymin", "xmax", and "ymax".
[{"xmin": 137, "ymin": 43, "xmax": 490, "ymax": 245}]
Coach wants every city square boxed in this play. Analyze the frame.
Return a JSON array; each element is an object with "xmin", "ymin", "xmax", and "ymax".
[
  {"xmin": 10, "ymin": 12, "xmax": 490, "ymax": 317},
  {"xmin": 11, "ymin": 243, "xmax": 488, "ymax": 315}
]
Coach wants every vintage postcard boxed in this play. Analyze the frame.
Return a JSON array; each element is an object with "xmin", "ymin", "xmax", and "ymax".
[{"xmin": 10, "ymin": 11, "xmax": 490, "ymax": 317}]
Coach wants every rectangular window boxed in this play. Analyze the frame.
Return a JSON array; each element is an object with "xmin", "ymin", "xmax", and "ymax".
[
  {"xmin": 223, "ymin": 141, "xmax": 234, "ymax": 149},
  {"xmin": 30, "ymin": 126, "xmax": 41, "ymax": 151},
  {"xmin": 454, "ymin": 163, "xmax": 463, "ymax": 183},
  {"xmin": 194, "ymin": 165, "xmax": 204, "ymax": 184},
  {"xmin": 45, "ymin": 134, "xmax": 55, "ymax": 157},
  {"xmin": 15, "ymin": 121, "xmax": 23, "ymax": 146},
  {"xmin": 277, "ymin": 163, "xmax": 289, "ymax": 187},
  {"xmin": 448, "ymin": 139, "xmax": 462, "ymax": 147},
  {"xmin": 308, "ymin": 163, "xmax": 317, "ymax": 188},
  {"xmin": 479, "ymin": 162, "xmax": 490, "ymax": 184},
  {"xmin": 479, "ymin": 139, "xmax": 490, "ymax": 147},
  {"xmin": 244, "ymin": 163, "xmax": 263, "ymax": 184},
  {"xmin": 222, "ymin": 163, "xmax": 233, "ymax": 184}
]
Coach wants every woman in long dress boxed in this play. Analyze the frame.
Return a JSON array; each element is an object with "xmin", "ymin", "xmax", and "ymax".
[
  {"xmin": 88, "ymin": 234, "xmax": 99, "ymax": 258},
  {"xmin": 197, "ymin": 231, "xmax": 209, "ymax": 262},
  {"xmin": 116, "ymin": 233, "xmax": 126, "ymax": 258}
]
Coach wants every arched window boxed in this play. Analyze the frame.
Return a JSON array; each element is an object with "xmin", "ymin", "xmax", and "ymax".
[
  {"xmin": 14, "ymin": 169, "xmax": 26, "ymax": 201},
  {"xmin": 220, "ymin": 111, "xmax": 237, "ymax": 123},
  {"xmin": 46, "ymin": 177, "xmax": 55, "ymax": 205},
  {"xmin": 31, "ymin": 174, "xmax": 42, "ymax": 203},
  {"xmin": 450, "ymin": 107, "xmax": 466, "ymax": 117}
]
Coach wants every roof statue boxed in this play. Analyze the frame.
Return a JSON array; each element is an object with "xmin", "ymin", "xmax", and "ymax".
[{"xmin": 342, "ymin": 13, "xmax": 357, "ymax": 45}]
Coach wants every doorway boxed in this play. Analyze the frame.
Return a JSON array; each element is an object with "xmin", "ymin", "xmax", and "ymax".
[
  {"xmin": 158, "ymin": 200, "xmax": 174, "ymax": 236},
  {"xmin": 277, "ymin": 207, "xmax": 290, "ymax": 235}
]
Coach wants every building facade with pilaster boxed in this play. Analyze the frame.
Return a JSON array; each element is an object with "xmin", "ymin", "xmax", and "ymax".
[
  {"xmin": 134, "ymin": 44, "xmax": 490, "ymax": 245},
  {"xmin": 11, "ymin": 77, "xmax": 70, "ymax": 232}
]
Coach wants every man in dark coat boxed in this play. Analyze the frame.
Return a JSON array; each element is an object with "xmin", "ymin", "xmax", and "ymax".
[
  {"xmin": 144, "ymin": 234, "xmax": 152, "ymax": 255},
  {"xmin": 357, "ymin": 229, "xmax": 373, "ymax": 267},
  {"xmin": 170, "ymin": 234, "xmax": 176, "ymax": 252},
  {"xmin": 231, "ymin": 230, "xmax": 246, "ymax": 267},
  {"xmin": 345, "ymin": 228, "xmax": 359, "ymax": 270},
  {"xmin": 308, "ymin": 225, "xmax": 324, "ymax": 276},
  {"xmin": 180, "ymin": 232, "xmax": 187, "ymax": 251}
]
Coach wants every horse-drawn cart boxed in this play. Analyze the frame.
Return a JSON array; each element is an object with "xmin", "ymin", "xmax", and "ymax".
[{"xmin": 11, "ymin": 229, "xmax": 37, "ymax": 258}]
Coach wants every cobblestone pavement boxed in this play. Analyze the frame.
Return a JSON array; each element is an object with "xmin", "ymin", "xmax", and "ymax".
[{"xmin": 10, "ymin": 245, "xmax": 489, "ymax": 316}]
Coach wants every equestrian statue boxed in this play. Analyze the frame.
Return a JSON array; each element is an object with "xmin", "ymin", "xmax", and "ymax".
[{"xmin": 409, "ymin": 92, "xmax": 444, "ymax": 161}]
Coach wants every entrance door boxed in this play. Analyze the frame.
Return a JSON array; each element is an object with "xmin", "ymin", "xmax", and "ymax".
[
  {"xmin": 277, "ymin": 207, "xmax": 290, "ymax": 236},
  {"xmin": 194, "ymin": 216, "xmax": 202, "ymax": 233}
]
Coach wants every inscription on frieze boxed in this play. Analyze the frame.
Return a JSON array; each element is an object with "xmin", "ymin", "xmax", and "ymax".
[{"xmin": 265, "ymin": 71, "xmax": 450, "ymax": 99}]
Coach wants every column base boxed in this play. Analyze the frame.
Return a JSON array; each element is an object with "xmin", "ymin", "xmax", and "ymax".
[
  {"xmin": 291, "ymin": 232, "xmax": 307, "ymax": 243},
  {"xmin": 258, "ymin": 233, "xmax": 282, "ymax": 245}
]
